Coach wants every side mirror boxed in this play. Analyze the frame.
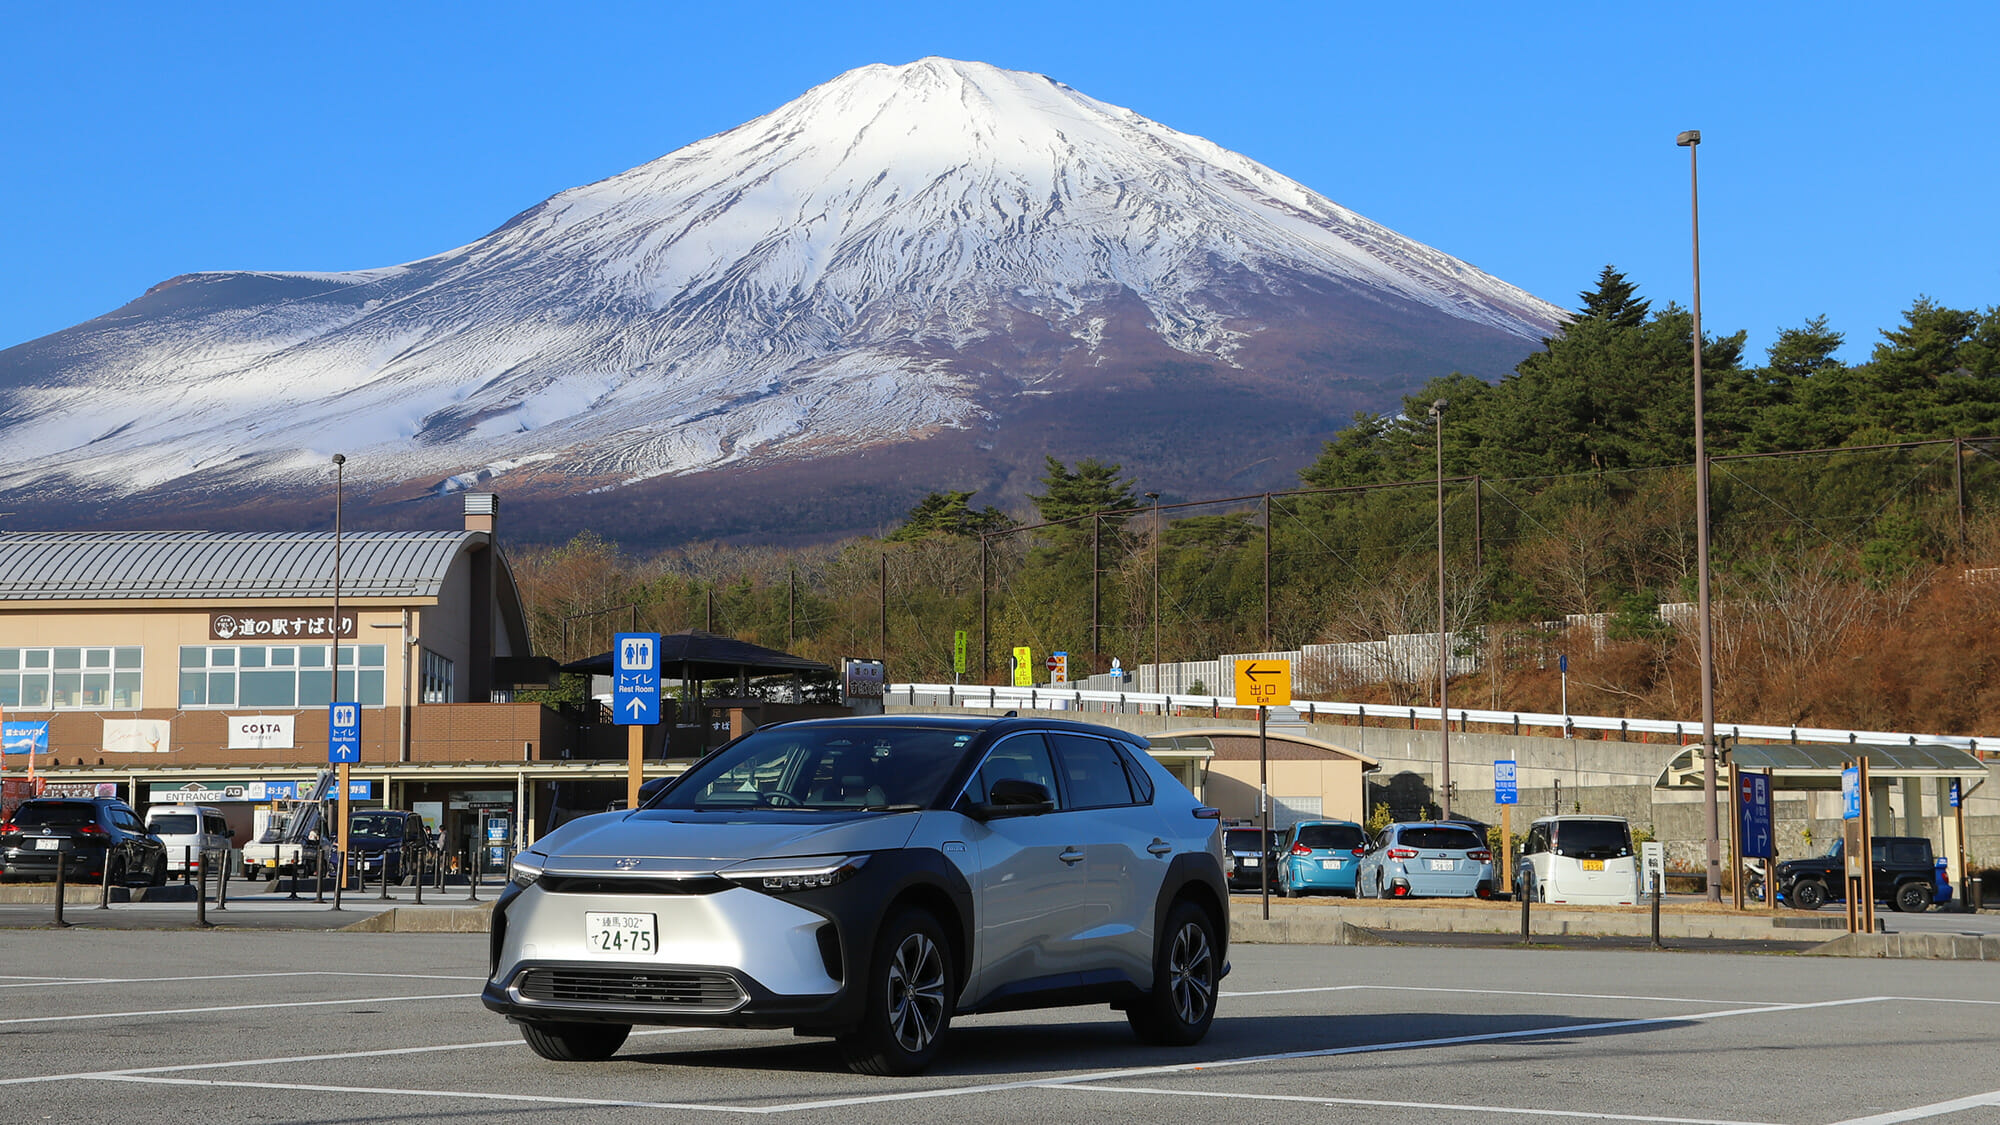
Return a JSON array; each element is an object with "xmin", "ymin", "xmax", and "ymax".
[
  {"xmin": 224, "ymin": 829, "xmax": 237, "ymax": 839},
  {"xmin": 970, "ymin": 779, "xmax": 1055, "ymax": 820}
]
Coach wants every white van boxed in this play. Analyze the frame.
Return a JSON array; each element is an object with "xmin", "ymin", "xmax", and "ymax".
[
  {"xmin": 1517, "ymin": 815, "xmax": 1640, "ymax": 905},
  {"xmin": 144, "ymin": 804, "xmax": 234, "ymax": 874}
]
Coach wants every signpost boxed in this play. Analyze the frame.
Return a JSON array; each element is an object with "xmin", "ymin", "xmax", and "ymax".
[
  {"xmin": 1012, "ymin": 646, "xmax": 1033, "ymax": 688},
  {"xmin": 952, "ymin": 629, "xmax": 967, "ymax": 681},
  {"xmin": 1494, "ymin": 760, "xmax": 1518, "ymax": 893},
  {"xmin": 1841, "ymin": 760, "xmax": 1873, "ymax": 934},
  {"xmin": 1234, "ymin": 660, "xmax": 1291, "ymax": 921},
  {"xmin": 1048, "ymin": 651, "xmax": 1069, "ymax": 685},
  {"xmin": 328, "ymin": 701, "xmax": 360, "ymax": 888},
  {"xmin": 1731, "ymin": 763, "xmax": 1773, "ymax": 911},
  {"xmin": 613, "ymin": 632, "xmax": 662, "ymax": 811}
]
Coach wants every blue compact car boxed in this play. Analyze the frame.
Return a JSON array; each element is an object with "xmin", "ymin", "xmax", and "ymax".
[
  {"xmin": 1275, "ymin": 820, "xmax": 1368, "ymax": 897},
  {"xmin": 1355, "ymin": 821, "xmax": 1496, "ymax": 900}
]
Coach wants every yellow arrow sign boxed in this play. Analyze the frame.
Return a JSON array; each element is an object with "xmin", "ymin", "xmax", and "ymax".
[{"xmin": 1234, "ymin": 659, "xmax": 1291, "ymax": 707}]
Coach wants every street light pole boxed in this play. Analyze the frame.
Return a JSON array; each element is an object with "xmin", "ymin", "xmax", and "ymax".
[
  {"xmin": 1678, "ymin": 128, "xmax": 1723, "ymax": 903},
  {"xmin": 1145, "ymin": 492, "xmax": 1161, "ymax": 695},
  {"xmin": 1430, "ymin": 400, "xmax": 1451, "ymax": 818},
  {"xmin": 331, "ymin": 453, "xmax": 348, "ymax": 887}
]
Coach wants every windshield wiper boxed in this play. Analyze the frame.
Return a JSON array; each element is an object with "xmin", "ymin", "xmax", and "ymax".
[{"xmin": 860, "ymin": 803, "xmax": 924, "ymax": 812}]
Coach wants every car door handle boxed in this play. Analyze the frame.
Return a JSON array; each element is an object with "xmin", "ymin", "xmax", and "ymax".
[
  {"xmin": 1147, "ymin": 838, "xmax": 1173, "ymax": 857},
  {"xmin": 1059, "ymin": 848, "xmax": 1086, "ymax": 865}
]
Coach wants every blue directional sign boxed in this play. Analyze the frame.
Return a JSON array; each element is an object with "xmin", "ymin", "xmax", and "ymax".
[
  {"xmin": 1949, "ymin": 778, "xmax": 1962, "ymax": 809},
  {"xmin": 1737, "ymin": 772, "xmax": 1773, "ymax": 859},
  {"xmin": 1494, "ymin": 759, "xmax": 1518, "ymax": 805},
  {"xmin": 1840, "ymin": 767, "xmax": 1861, "ymax": 820},
  {"xmin": 328, "ymin": 702, "xmax": 361, "ymax": 764},
  {"xmin": 613, "ymin": 632, "xmax": 662, "ymax": 726}
]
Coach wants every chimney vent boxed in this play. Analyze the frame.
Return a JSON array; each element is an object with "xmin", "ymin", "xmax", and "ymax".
[{"xmin": 464, "ymin": 492, "xmax": 499, "ymax": 533}]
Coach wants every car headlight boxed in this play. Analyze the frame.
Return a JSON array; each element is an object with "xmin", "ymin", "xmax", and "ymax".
[
  {"xmin": 509, "ymin": 851, "xmax": 546, "ymax": 888},
  {"xmin": 721, "ymin": 855, "xmax": 869, "ymax": 893}
]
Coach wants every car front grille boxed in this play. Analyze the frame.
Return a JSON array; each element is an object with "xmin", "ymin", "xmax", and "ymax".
[
  {"xmin": 514, "ymin": 968, "xmax": 746, "ymax": 1012},
  {"xmin": 535, "ymin": 875, "xmax": 730, "ymax": 896}
]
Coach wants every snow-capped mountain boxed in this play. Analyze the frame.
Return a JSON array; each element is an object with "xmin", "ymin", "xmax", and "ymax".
[{"xmin": 0, "ymin": 58, "xmax": 1563, "ymax": 542}]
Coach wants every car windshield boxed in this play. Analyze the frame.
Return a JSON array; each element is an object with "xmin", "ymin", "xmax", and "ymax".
[
  {"xmin": 654, "ymin": 725, "xmax": 976, "ymax": 811},
  {"xmin": 1553, "ymin": 821, "xmax": 1632, "ymax": 859},
  {"xmin": 1224, "ymin": 829, "xmax": 1266, "ymax": 852},
  {"xmin": 10, "ymin": 803, "xmax": 96, "ymax": 828},
  {"xmin": 149, "ymin": 813, "xmax": 199, "ymax": 835},
  {"xmin": 1296, "ymin": 824, "xmax": 1364, "ymax": 850},
  {"xmin": 1398, "ymin": 826, "xmax": 1484, "ymax": 851},
  {"xmin": 348, "ymin": 813, "xmax": 404, "ymax": 837}
]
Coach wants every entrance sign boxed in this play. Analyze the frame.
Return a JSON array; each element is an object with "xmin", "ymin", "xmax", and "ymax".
[
  {"xmin": 613, "ymin": 632, "xmax": 662, "ymax": 725},
  {"xmin": 1233, "ymin": 660, "xmax": 1291, "ymax": 707},
  {"xmin": 1737, "ymin": 771, "xmax": 1772, "ymax": 859},
  {"xmin": 1494, "ymin": 760, "xmax": 1518, "ymax": 805},
  {"xmin": 327, "ymin": 702, "xmax": 361, "ymax": 764}
]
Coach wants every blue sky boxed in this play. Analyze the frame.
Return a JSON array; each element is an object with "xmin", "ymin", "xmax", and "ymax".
[{"xmin": 3, "ymin": 2, "xmax": 1994, "ymax": 364}]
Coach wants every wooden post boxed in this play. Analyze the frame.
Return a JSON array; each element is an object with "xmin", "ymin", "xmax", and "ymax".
[
  {"xmin": 627, "ymin": 724, "xmax": 643, "ymax": 811},
  {"xmin": 336, "ymin": 761, "xmax": 350, "ymax": 891},
  {"xmin": 1500, "ymin": 804, "xmax": 1513, "ymax": 894}
]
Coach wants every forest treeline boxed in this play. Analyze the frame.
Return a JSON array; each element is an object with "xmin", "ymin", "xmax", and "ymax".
[{"xmin": 513, "ymin": 269, "xmax": 2000, "ymax": 736}]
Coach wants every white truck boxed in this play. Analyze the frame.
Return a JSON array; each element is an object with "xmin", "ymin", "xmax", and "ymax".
[{"xmin": 240, "ymin": 771, "xmax": 337, "ymax": 881}]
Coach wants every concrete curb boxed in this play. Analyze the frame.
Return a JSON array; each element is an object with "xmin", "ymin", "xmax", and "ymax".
[
  {"xmin": 1232, "ymin": 914, "xmax": 1393, "ymax": 946},
  {"xmin": 0, "ymin": 884, "xmax": 198, "ymax": 904},
  {"xmin": 1248, "ymin": 901, "xmax": 1816, "ymax": 941},
  {"xmin": 339, "ymin": 901, "xmax": 497, "ymax": 933},
  {"xmin": 1807, "ymin": 932, "xmax": 2000, "ymax": 960}
]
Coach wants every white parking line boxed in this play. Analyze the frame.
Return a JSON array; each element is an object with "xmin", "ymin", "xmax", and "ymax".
[
  {"xmin": 1064, "ymin": 1084, "xmax": 1779, "ymax": 1125},
  {"xmin": 0, "ymin": 969, "xmax": 483, "ymax": 990},
  {"xmin": 1824, "ymin": 1088, "xmax": 2000, "ymax": 1125},
  {"xmin": 1222, "ymin": 983, "xmax": 1778, "ymax": 1005},
  {"xmin": 0, "ymin": 991, "xmax": 475, "ymax": 1026},
  {"xmin": 89, "ymin": 1074, "xmax": 761, "ymax": 1114}
]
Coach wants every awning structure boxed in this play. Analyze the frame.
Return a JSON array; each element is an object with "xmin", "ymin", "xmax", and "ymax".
[
  {"xmin": 1658, "ymin": 742, "xmax": 1987, "ymax": 790},
  {"xmin": 561, "ymin": 630, "xmax": 832, "ymax": 682}
]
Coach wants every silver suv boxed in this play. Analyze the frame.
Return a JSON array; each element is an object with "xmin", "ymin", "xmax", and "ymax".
[{"xmin": 482, "ymin": 715, "xmax": 1229, "ymax": 1075}]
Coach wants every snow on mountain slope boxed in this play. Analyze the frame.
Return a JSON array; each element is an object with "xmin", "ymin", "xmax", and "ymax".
[{"xmin": 0, "ymin": 57, "xmax": 1563, "ymax": 509}]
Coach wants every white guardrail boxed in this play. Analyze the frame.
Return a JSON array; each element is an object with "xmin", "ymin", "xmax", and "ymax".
[{"xmin": 889, "ymin": 683, "xmax": 1990, "ymax": 754}]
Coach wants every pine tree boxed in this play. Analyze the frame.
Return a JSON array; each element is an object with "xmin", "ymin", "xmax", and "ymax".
[{"xmin": 1574, "ymin": 265, "xmax": 1651, "ymax": 329}]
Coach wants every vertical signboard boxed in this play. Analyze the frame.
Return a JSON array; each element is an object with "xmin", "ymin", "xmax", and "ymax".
[
  {"xmin": 612, "ymin": 633, "xmax": 662, "ymax": 725},
  {"xmin": 1493, "ymin": 760, "xmax": 1519, "ymax": 805},
  {"xmin": 952, "ymin": 630, "xmax": 968, "ymax": 677},
  {"xmin": 1736, "ymin": 771, "xmax": 1772, "ymax": 859},
  {"xmin": 327, "ymin": 703, "xmax": 361, "ymax": 764},
  {"xmin": 1012, "ymin": 646, "xmax": 1033, "ymax": 688}
]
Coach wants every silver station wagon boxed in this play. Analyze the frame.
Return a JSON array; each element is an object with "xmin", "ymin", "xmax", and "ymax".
[{"xmin": 482, "ymin": 715, "xmax": 1229, "ymax": 1074}]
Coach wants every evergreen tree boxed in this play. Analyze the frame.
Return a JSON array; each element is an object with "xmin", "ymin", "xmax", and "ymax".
[
  {"xmin": 885, "ymin": 490, "xmax": 1012, "ymax": 541},
  {"xmin": 1028, "ymin": 457, "xmax": 1140, "ymax": 528},
  {"xmin": 1574, "ymin": 265, "xmax": 1651, "ymax": 329}
]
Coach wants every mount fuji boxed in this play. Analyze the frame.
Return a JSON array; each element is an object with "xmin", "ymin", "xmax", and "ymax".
[{"xmin": 0, "ymin": 58, "xmax": 1564, "ymax": 544}]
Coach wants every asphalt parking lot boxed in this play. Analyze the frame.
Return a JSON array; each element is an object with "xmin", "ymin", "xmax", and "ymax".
[{"xmin": 2, "ymin": 929, "xmax": 1996, "ymax": 1125}]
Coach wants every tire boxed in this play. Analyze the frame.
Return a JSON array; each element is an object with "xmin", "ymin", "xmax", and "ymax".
[
  {"xmin": 1893, "ymin": 880, "xmax": 1931, "ymax": 914},
  {"xmin": 519, "ymin": 1020, "xmax": 630, "ymax": 1061},
  {"xmin": 148, "ymin": 857, "xmax": 167, "ymax": 887},
  {"xmin": 1127, "ymin": 899, "xmax": 1220, "ymax": 1046},
  {"xmin": 838, "ymin": 908, "xmax": 953, "ymax": 1076},
  {"xmin": 1791, "ymin": 878, "xmax": 1828, "ymax": 911},
  {"xmin": 106, "ymin": 857, "xmax": 127, "ymax": 887}
]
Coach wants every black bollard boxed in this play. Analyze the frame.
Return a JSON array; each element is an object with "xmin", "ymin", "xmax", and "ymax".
[
  {"xmin": 466, "ymin": 847, "xmax": 479, "ymax": 902},
  {"xmin": 54, "ymin": 850, "xmax": 72, "ymax": 929},
  {"xmin": 182, "ymin": 845, "xmax": 192, "ymax": 886},
  {"xmin": 413, "ymin": 847, "xmax": 424, "ymax": 906},
  {"xmin": 1519, "ymin": 881, "xmax": 1530, "ymax": 941},
  {"xmin": 98, "ymin": 852, "xmax": 113, "ymax": 910},
  {"xmin": 1651, "ymin": 879, "xmax": 1663, "ymax": 949},
  {"xmin": 215, "ymin": 851, "xmax": 230, "ymax": 911},
  {"xmin": 378, "ymin": 851, "xmax": 392, "ymax": 901},
  {"xmin": 195, "ymin": 853, "xmax": 210, "ymax": 928},
  {"xmin": 314, "ymin": 847, "xmax": 326, "ymax": 904},
  {"xmin": 330, "ymin": 849, "xmax": 344, "ymax": 912}
]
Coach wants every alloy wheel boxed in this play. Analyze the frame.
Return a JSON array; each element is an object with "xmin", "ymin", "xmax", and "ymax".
[
  {"xmin": 886, "ymin": 931, "xmax": 947, "ymax": 1053},
  {"xmin": 1167, "ymin": 920, "xmax": 1214, "ymax": 1026}
]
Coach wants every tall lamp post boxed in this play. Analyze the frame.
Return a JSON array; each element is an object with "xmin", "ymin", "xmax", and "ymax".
[
  {"xmin": 1430, "ymin": 399, "xmax": 1452, "ymax": 818},
  {"xmin": 1678, "ymin": 128, "xmax": 1722, "ymax": 903},
  {"xmin": 1145, "ymin": 492, "xmax": 1160, "ymax": 694},
  {"xmin": 330, "ymin": 453, "xmax": 347, "ymax": 888}
]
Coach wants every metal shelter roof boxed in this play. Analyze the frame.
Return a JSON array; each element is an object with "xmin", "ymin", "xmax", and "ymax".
[
  {"xmin": 563, "ymin": 630, "xmax": 833, "ymax": 681},
  {"xmin": 0, "ymin": 530, "xmax": 486, "ymax": 601},
  {"xmin": 1658, "ymin": 742, "xmax": 1987, "ymax": 789}
]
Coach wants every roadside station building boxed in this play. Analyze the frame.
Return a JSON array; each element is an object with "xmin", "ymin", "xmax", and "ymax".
[{"xmin": 0, "ymin": 494, "xmax": 614, "ymax": 867}]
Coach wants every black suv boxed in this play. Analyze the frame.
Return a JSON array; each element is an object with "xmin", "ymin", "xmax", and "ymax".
[
  {"xmin": 1, "ymin": 797, "xmax": 168, "ymax": 886},
  {"xmin": 1223, "ymin": 825, "xmax": 1280, "ymax": 891},
  {"xmin": 348, "ymin": 810, "xmax": 429, "ymax": 885},
  {"xmin": 1774, "ymin": 836, "xmax": 1942, "ymax": 914}
]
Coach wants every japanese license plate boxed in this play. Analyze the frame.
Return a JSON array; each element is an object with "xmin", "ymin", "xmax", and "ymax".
[
  {"xmin": 1582, "ymin": 859, "xmax": 1605, "ymax": 871},
  {"xmin": 585, "ymin": 912, "xmax": 656, "ymax": 955},
  {"xmin": 1241, "ymin": 857, "xmax": 1259, "ymax": 867},
  {"xmin": 1427, "ymin": 858, "xmax": 1455, "ymax": 871},
  {"xmin": 35, "ymin": 838, "xmax": 60, "ymax": 851},
  {"xmin": 1320, "ymin": 859, "xmax": 1343, "ymax": 869}
]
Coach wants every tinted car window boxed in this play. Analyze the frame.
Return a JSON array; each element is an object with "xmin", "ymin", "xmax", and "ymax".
[
  {"xmin": 665, "ymin": 725, "xmax": 977, "ymax": 811},
  {"xmin": 1114, "ymin": 744, "xmax": 1156, "ymax": 803},
  {"xmin": 1885, "ymin": 841, "xmax": 1929, "ymax": 866},
  {"xmin": 151, "ymin": 813, "xmax": 199, "ymax": 835},
  {"xmin": 113, "ymin": 810, "xmax": 145, "ymax": 832},
  {"xmin": 1224, "ymin": 828, "xmax": 1267, "ymax": 853},
  {"xmin": 1297, "ymin": 824, "xmax": 1365, "ymax": 849},
  {"xmin": 1552, "ymin": 821, "xmax": 1631, "ymax": 858},
  {"xmin": 10, "ymin": 803, "xmax": 95, "ymax": 827},
  {"xmin": 1397, "ymin": 826, "xmax": 1484, "ymax": 851},
  {"xmin": 965, "ymin": 734, "xmax": 1064, "ymax": 811},
  {"xmin": 1050, "ymin": 733, "xmax": 1135, "ymax": 809}
]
